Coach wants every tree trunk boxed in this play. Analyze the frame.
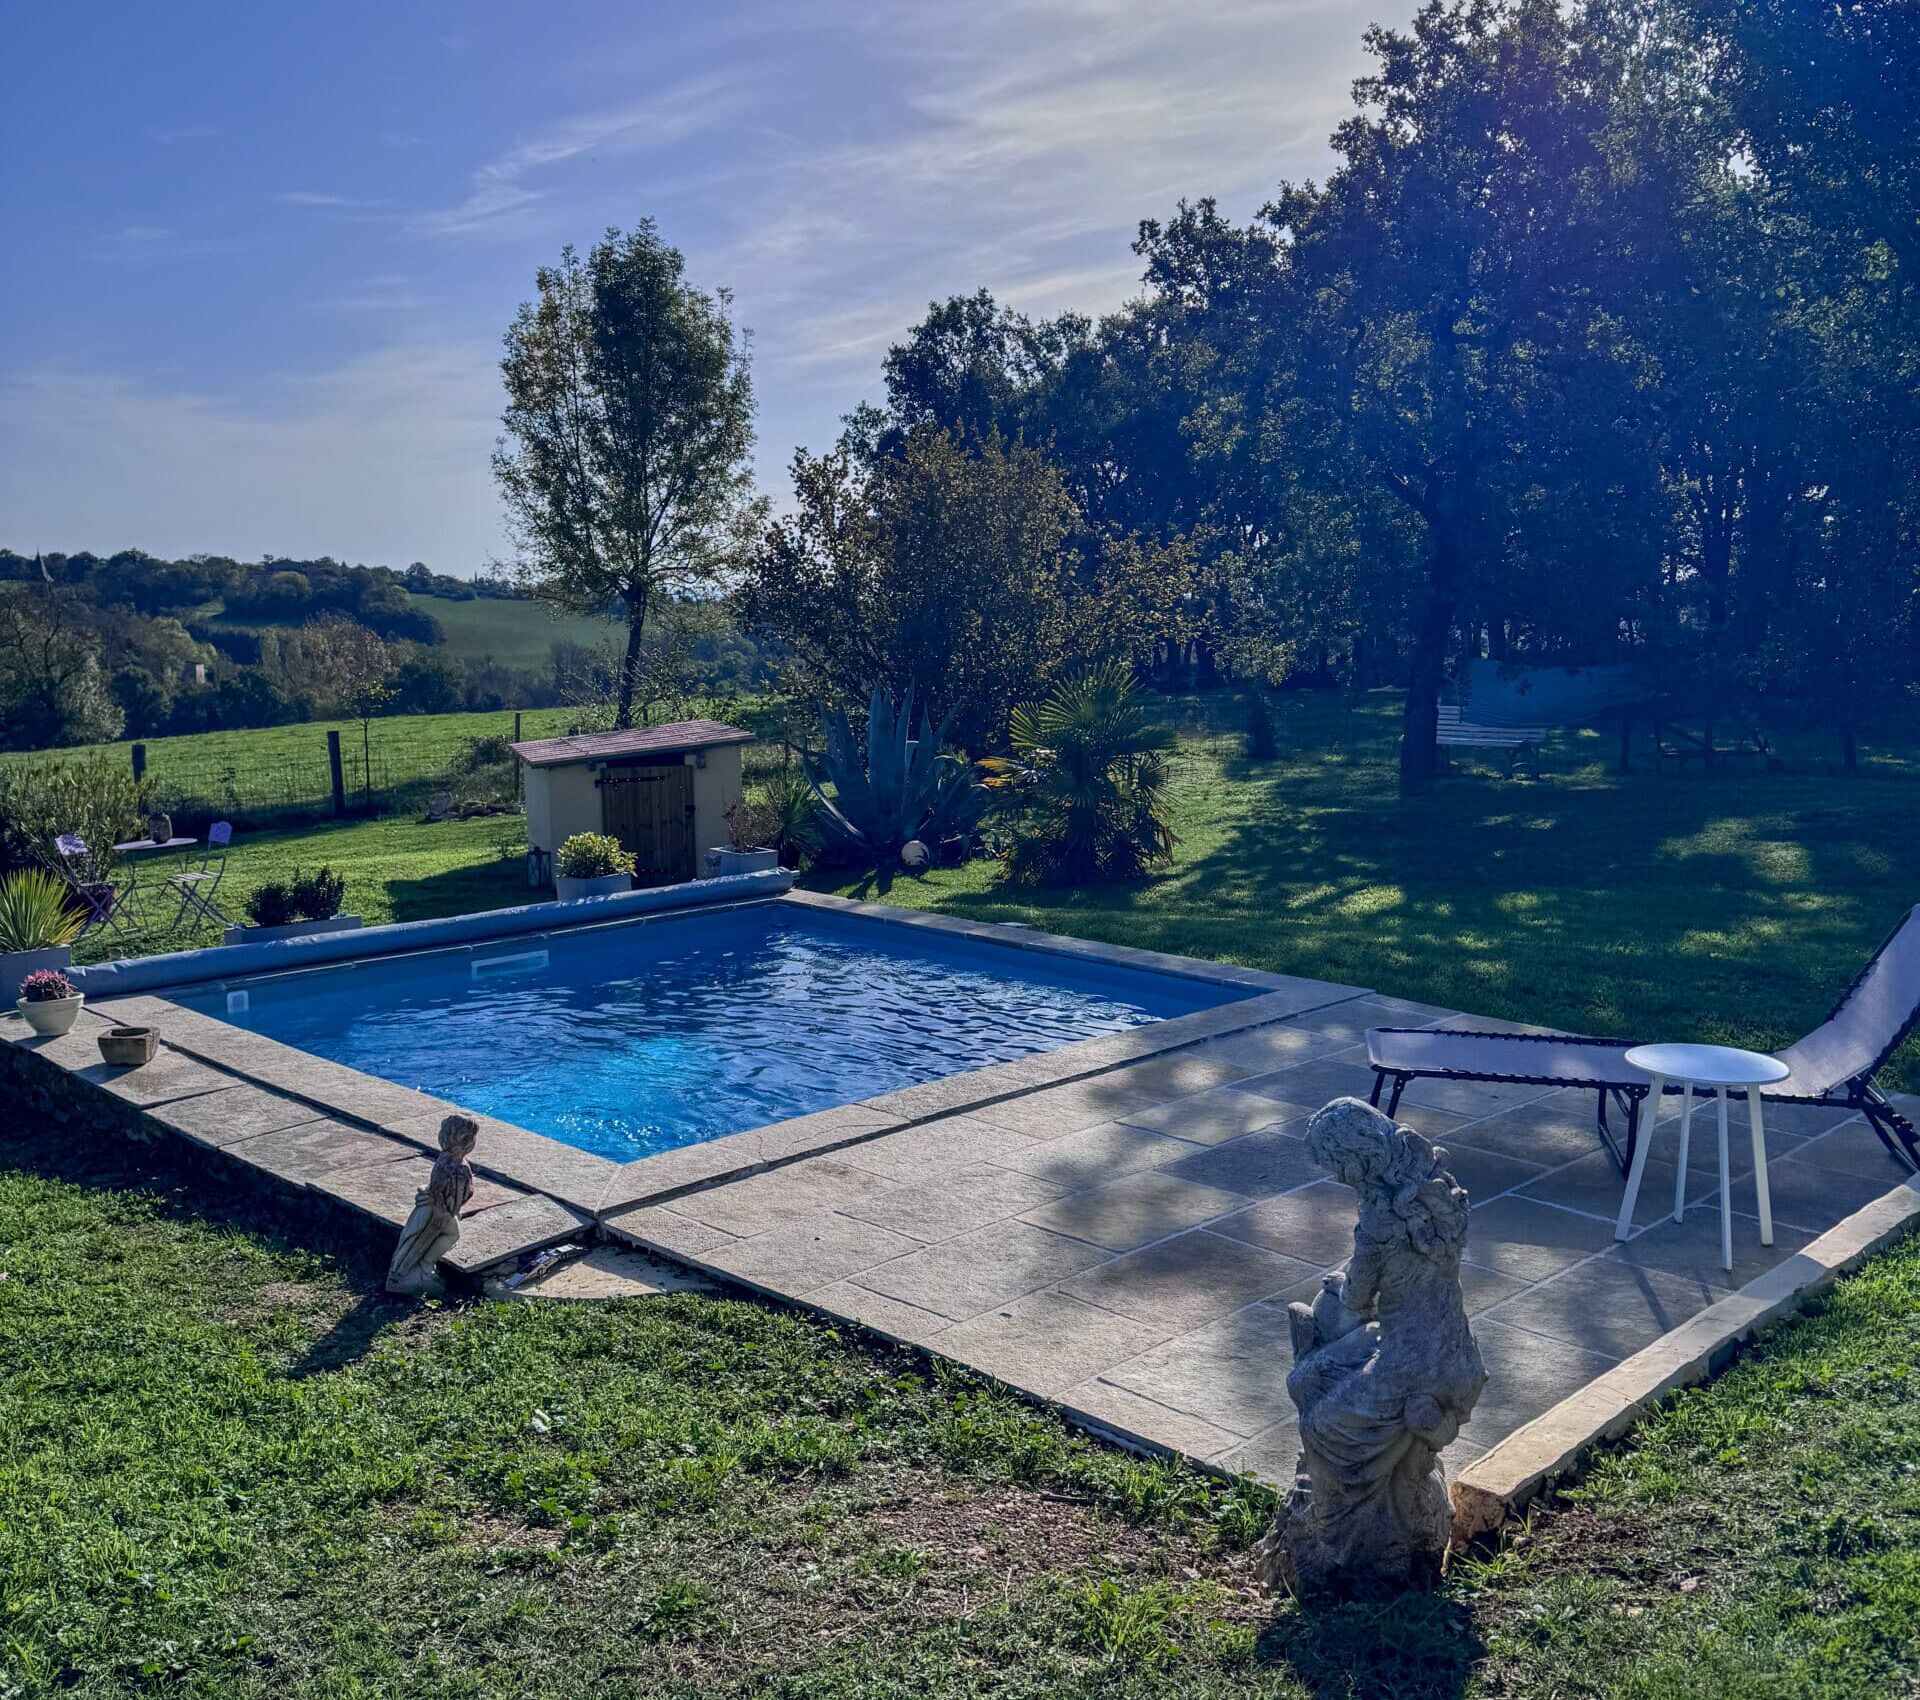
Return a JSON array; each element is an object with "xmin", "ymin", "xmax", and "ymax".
[
  {"xmin": 614, "ymin": 591, "xmax": 647, "ymax": 730},
  {"xmin": 1399, "ymin": 534, "xmax": 1460, "ymax": 797}
]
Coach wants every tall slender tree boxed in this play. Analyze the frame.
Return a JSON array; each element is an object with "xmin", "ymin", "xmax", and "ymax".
[{"xmin": 494, "ymin": 223, "xmax": 760, "ymax": 728}]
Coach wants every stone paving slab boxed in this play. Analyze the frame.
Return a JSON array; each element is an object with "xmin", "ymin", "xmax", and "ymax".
[
  {"xmin": 321, "ymin": 1155, "xmax": 526, "ymax": 1229},
  {"xmin": 224, "ymin": 1118, "xmax": 418, "ymax": 1184},
  {"xmin": 445, "ymin": 1193, "xmax": 593, "ymax": 1275},
  {"xmin": 583, "ymin": 996, "xmax": 1917, "ymax": 1490},
  {"xmin": 152, "ymin": 1083, "xmax": 333, "ymax": 1148}
]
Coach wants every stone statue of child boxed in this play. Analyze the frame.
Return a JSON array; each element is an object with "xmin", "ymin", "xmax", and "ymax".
[
  {"xmin": 385, "ymin": 1113, "xmax": 480, "ymax": 1298},
  {"xmin": 1255, "ymin": 1096, "xmax": 1486, "ymax": 1596}
]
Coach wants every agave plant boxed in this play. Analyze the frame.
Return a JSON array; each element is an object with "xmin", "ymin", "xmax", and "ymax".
[
  {"xmin": 804, "ymin": 687, "xmax": 986, "ymax": 865},
  {"xmin": 0, "ymin": 868, "xmax": 85, "ymax": 954},
  {"xmin": 982, "ymin": 660, "xmax": 1176, "ymax": 885}
]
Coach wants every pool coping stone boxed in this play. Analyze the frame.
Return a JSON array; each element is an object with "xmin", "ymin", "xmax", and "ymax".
[{"xmin": 1450, "ymin": 1171, "xmax": 1920, "ymax": 1542}]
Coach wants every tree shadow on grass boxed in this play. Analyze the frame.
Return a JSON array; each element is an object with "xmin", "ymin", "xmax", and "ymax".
[
  {"xmin": 384, "ymin": 854, "xmax": 545, "ymax": 924},
  {"xmin": 1254, "ymin": 1588, "xmax": 1483, "ymax": 1700}
]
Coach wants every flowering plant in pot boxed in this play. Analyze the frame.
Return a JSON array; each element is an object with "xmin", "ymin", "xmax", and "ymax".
[
  {"xmin": 0, "ymin": 868, "xmax": 84, "ymax": 1003},
  {"xmin": 554, "ymin": 833, "xmax": 635, "ymax": 900},
  {"xmin": 18, "ymin": 967, "xmax": 84, "ymax": 1037}
]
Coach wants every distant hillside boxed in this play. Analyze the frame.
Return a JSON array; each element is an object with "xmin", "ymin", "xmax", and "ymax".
[{"xmin": 404, "ymin": 593, "xmax": 622, "ymax": 671}]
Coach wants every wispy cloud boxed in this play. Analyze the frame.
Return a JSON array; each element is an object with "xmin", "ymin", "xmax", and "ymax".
[
  {"xmin": 146, "ymin": 122, "xmax": 215, "ymax": 145},
  {"xmin": 417, "ymin": 74, "xmax": 752, "ymax": 240},
  {"xmin": 270, "ymin": 190, "xmax": 360, "ymax": 208}
]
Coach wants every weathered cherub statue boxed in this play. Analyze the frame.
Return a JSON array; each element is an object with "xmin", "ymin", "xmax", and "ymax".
[
  {"xmin": 1255, "ymin": 1097, "xmax": 1486, "ymax": 1596},
  {"xmin": 385, "ymin": 1113, "xmax": 480, "ymax": 1298}
]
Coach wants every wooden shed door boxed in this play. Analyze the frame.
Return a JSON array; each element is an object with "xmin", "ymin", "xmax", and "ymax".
[{"xmin": 599, "ymin": 761, "xmax": 695, "ymax": 886}]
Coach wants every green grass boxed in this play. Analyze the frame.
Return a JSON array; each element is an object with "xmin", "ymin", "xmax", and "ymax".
[
  {"xmin": 0, "ymin": 708, "xmax": 577, "ymax": 822},
  {"xmin": 2, "ymin": 1115, "xmax": 1916, "ymax": 1697},
  {"xmin": 404, "ymin": 592, "xmax": 622, "ymax": 670},
  {"xmin": 68, "ymin": 811, "xmax": 532, "ymax": 964},
  {"xmin": 823, "ymin": 691, "xmax": 1920, "ymax": 1089}
]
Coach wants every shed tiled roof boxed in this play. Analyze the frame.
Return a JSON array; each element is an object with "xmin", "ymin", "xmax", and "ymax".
[{"xmin": 509, "ymin": 719, "xmax": 754, "ymax": 767}]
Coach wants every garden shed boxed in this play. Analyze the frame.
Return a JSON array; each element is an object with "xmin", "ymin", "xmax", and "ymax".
[{"xmin": 511, "ymin": 719, "xmax": 753, "ymax": 888}]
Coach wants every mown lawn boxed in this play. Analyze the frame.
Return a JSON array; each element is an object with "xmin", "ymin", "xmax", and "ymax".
[
  {"xmin": 69, "ymin": 812, "xmax": 532, "ymax": 967},
  {"xmin": 827, "ymin": 691, "xmax": 1920, "ymax": 1089},
  {"xmin": 2, "ymin": 1116, "xmax": 1916, "ymax": 1697}
]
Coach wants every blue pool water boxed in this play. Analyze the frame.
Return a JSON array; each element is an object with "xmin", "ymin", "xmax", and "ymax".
[{"xmin": 174, "ymin": 904, "xmax": 1245, "ymax": 1160}]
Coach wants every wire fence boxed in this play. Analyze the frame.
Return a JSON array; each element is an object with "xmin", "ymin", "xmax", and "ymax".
[{"xmin": 128, "ymin": 715, "xmax": 535, "ymax": 828}]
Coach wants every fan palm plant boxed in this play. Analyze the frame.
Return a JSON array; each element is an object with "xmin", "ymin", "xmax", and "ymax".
[{"xmin": 982, "ymin": 661, "xmax": 1177, "ymax": 885}]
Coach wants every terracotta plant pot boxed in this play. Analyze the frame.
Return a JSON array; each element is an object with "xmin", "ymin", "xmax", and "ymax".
[{"xmin": 18, "ymin": 992, "xmax": 83, "ymax": 1037}]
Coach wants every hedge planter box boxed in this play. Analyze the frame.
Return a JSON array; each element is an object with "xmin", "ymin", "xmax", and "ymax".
[
  {"xmin": 2, "ymin": 945, "xmax": 72, "ymax": 1005},
  {"xmin": 555, "ymin": 873, "xmax": 633, "ymax": 902},
  {"xmin": 224, "ymin": 914, "xmax": 364, "ymax": 947},
  {"xmin": 707, "ymin": 847, "xmax": 780, "ymax": 877}
]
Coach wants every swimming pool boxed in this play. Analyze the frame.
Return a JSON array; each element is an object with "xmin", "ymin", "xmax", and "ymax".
[{"xmin": 174, "ymin": 902, "xmax": 1249, "ymax": 1160}]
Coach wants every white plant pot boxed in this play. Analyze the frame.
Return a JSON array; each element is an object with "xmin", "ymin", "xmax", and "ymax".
[
  {"xmin": 18, "ymin": 992, "xmax": 83, "ymax": 1037},
  {"xmin": 706, "ymin": 846, "xmax": 780, "ymax": 877},
  {"xmin": 2, "ymin": 944, "xmax": 73, "ymax": 1005},
  {"xmin": 555, "ymin": 871, "xmax": 632, "ymax": 902},
  {"xmin": 223, "ymin": 914, "xmax": 364, "ymax": 947}
]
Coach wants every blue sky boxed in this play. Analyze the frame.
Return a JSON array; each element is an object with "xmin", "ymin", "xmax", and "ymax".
[{"xmin": 1, "ymin": 1, "xmax": 1390, "ymax": 575}]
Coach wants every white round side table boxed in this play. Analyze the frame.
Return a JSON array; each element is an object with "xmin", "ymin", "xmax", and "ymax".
[{"xmin": 1619, "ymin": 1043, "xmax": 1791, "ymax": 1271}]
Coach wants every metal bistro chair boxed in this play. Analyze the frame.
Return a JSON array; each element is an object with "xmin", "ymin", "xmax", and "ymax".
[
  {"xmin": 54, "ymin": 833, "xmax": 133, "ymax": 941},
  {"xmin": 168, "ymin": 821, "xmax": 234, "ymax": 929}
]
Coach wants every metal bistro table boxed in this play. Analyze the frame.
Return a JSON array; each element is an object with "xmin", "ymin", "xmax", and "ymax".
[
  {"xmin": 111, "ymin": 835, "xmax": 199, "ymax": 933},
  {"xmin": 1616, "ymin": 1042, "xmax": 1791, "ymax": 1271}
]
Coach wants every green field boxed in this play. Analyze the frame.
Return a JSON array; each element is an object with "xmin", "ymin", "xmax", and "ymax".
[
  {"xmin": 3, "ymin": 707, "xmax": 578, "ymax": 823},
  {"xmin": 405, "ymin": 592, "xmax": 623, "ymax": 671}
]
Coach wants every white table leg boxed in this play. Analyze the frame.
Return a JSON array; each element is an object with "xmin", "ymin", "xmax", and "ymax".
[
  {"xmin": 1617, "ymin": 1074, "xmax": 1664, "ymax": 1240},
  {"xmin": 1672, "ymin": 1080, "xmax": 1694, "ymax": 1221},
  {"xmin": 1715, "ymin": 1087, "xmax": 1733, "ymax": 1272},
  {"xmin": 1748, "ymin": 1086, "xmax": 1774, "ymax": 1247}
]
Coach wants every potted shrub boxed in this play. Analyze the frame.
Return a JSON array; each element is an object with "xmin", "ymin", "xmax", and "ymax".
[
  {"xmin": 554, "ymin": 832, "xmax": 635, "ymax": 900},
  {"xmin": 706, "ymin": 797, "xmax": 782, "ymax": 877},
  {"xmin": 17, "ymin": 967, "xmax": 83, "ymax": 1037},
  {"xmin": 224, "ymin": 864, "xmax": 363, "ymax": 945},
  {"xmin": 0, "ymin": 868, "xmax": 85, "ymax": 1003}
]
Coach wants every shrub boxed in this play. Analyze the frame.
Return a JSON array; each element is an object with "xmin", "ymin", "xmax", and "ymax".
[
  {"xmin": 803, "ymin": 688, "xmax": 986, "ymax": 867},
  {"xmin": 983, "ymin": 660, "xmax": 1177, "ymax": 885},
  {"xmin": 0, "ymin": 869, "xmax": 85, "ymax": 952},
  {"xmin": 556, "ymin": 833, "xmax": 634, "ymax": 880},
  {"xmin": 722, "ymin": 797, "xmax": 779, "ymax": 852},
  {"xmin": 19, "ymin": 968, "xmax": 76, "ymax": 1003},
  {"xmin": 759, "ymin": 770, "xmax": 820, "ymax": 869},
  {"xmin": 245, "ymin": 880, "xmax": 297, "ymax": 929},
  {"xmin": 0, "ymin": 753, "xmax": 144, "ymax": 876},
  {"xmin": 289, "ymin": 866, "xmax": 346, "ymax": 921}
]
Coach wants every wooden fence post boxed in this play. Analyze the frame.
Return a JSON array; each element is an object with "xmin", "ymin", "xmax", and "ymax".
[
  {"xmin": 513, "ymin": 710, "xmax": 522, "ymax": 742},
  {"xmin": 130, "ymin": 743, "xmax": 146, "ymax": 786},
  {"xmin": 327, "ymin": 729, "xmax": 346, "ymax": 817}
]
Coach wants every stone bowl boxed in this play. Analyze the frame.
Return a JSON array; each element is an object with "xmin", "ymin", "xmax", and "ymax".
[{"xmin": 98, "ymin": 1026, "xmax": 158, "ymax": 1068}]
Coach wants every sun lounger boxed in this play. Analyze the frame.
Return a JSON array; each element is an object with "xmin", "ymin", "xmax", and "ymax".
[{"xmin": 1366, "ymin": 905, "xmax": 1920, "ymax": 1176}]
